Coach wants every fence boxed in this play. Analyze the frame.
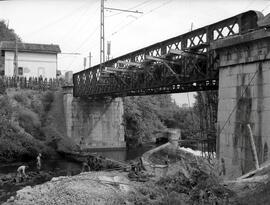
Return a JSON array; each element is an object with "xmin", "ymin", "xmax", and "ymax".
[{"xmin": 0, "ymin": 76, "xmax": 64, "ymax": 91}]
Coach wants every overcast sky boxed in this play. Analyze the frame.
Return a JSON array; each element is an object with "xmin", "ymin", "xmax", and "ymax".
[{"xmin": 0, "ymin": 0, "xmax": 269, "ymax": 106}]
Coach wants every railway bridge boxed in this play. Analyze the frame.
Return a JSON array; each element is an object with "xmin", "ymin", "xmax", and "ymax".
[{"xmin": 65, "ymin": 10, "xmax": 270, "ymax": 179}]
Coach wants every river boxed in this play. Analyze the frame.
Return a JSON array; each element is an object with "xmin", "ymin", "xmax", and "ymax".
[{"xmin": 0, "ymin": 143, "xmax": 156, "ymax": 203}]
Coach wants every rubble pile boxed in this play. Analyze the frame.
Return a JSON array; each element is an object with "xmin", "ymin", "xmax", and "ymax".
[{"xmin": 3, "ymin": 172, "xmax": 132, "ymax": 205}]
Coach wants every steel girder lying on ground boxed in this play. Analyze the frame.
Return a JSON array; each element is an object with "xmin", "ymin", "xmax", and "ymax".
[{"xmin": 73, "ymin": 10, "xmax": 263, "ymax": 98}]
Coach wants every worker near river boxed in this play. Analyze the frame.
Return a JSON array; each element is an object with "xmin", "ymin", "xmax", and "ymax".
[
  {"xmin": 37, "ymin": 153, "xmax": 42, "ymax": 170},
  {"xmin": 17, "ymin": 165, "xmax": 28, "ymax": 180}
]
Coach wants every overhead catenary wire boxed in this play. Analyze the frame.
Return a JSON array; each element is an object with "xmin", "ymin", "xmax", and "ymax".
[
  {"xmin": 261, "ymin": 3, "xmax": 270, "ymax": 12},
  {"xmin": 72, "ymin": 0, "xmax": 151, "ymax": 68},
  {"xmin": 110, "ymin": 0, "xmax": 173, "ymax": 37},
  {"xmin": 58, "ymin": 2, "xmax": 100, "ymax": 45},
  {"xmin": 48, "ymin": 0, "xmax": 171, "ymax": 70},
  {"xmin": 105, "ymin": 0, "xmax": 153, "ymax": 18},
  {"xmin": 23, "ymin": 0, "xmax": 97, "ymax": 38}
]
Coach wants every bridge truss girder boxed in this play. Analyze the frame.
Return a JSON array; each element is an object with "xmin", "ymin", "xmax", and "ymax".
[{"xmin": 73, "ymin": 10, "xmax": 263, "ymax": 98}]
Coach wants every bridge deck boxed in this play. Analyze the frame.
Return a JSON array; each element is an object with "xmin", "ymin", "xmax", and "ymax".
[{"xmin": 73, "ymin": 10, "xmax": 263, "ymax": 98}]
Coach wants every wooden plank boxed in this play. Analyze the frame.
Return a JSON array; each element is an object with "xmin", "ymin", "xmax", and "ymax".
[
  {"xmin": 237, "ymin": 161, "xmax": 270, "ymax": 180},
  {"xmin": 106, "ymin": 67, "xmax": 141, "ymax": 73},
  {"xmin": 117, "ymin": 60, "xmax": 141, "ymax": 67},
  {"xmin": 169, "ymin": 49, "xmax": 206, "ymax": 59},
  {"xmin": 224, "ymin": 175, "xmax": 269, "ymax": 185},
  {"xmin": 145, "ymin": 55, "xmax": 166, "ymax": 62},
  {"xmin": 102, "ymin": 69, "xmax": 115, "ymax": 74},
  {"xmin": 247, "ymin": 123, "xmax": 260, "ymax": 170},
  {"xmin": 145, "ymin": 55, "xmax": 181, "ymax": 65}
]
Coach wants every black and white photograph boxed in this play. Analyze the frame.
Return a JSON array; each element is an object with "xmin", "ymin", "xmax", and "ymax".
[{"xmin": 0, "ymin": 0, "xmax": 270, "ymax": 204}]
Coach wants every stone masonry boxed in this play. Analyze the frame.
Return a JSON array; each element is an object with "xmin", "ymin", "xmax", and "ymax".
[
  {"xmin": 212, "ymin": 29, "xmax": 270, "ymax": 179},
  {"xmin": 63, "ymin": 86, "xmax": 126, "ymax": 151}
]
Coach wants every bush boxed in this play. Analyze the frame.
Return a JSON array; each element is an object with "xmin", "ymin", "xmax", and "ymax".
[
  {"xmin": 42, "ymin": 91, "xmax": 54, "ymax": 112},
  {"xmin": 13, "ymin": 93, "xmax": 28, "ymax": 106},
  {"xmin": 0, "ymin": 78, "xmax": 6, "ymax": 95},
  {"xmin": 17, "ymin": 108, "xmax": 42, "ymax": 138},
  {"xmin": 0, "ymin": 122, "xmax": 51, "ymax": 162},
  {"xmin": 0, "ymin": 95, "xmax": 12, "ymax": 121},
  {"xmin": 30, "ymin": 98, "xmax": 44, "ymax": 117}
]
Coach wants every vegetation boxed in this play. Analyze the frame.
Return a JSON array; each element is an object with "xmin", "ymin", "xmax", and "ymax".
[
  {"xmin": 193, "ymin": 91, "xmax": 218, "ymax": 136},
  {"xmin": 123, "ymin": 90, "xmax": 218, "ymax": 148},
  {"xmin": 123, "ymin": 94, "xmax": 198, "ymax": 147},
  {"xmin": 0, "ymin": 93, "xmax": 51, "ymax": 162},
  {"xmin": 0, "ymin": 20, "xmax": 20, "ymax": 41}
]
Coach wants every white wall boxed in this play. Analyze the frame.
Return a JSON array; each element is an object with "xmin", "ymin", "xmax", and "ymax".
[{"xmin": 4, "ymin": 51, "xmax": 57, "ymax": 79}]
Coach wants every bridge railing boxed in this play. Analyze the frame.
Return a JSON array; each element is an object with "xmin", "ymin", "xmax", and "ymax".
[{"xmin": 73, "ymin": 10, "xmax": 263, "ymax": 98}]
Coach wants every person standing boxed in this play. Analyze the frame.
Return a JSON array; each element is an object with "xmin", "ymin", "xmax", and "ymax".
[{"xmin": 37, "ymin": 153, "xmax": 42, "ymax": 170}]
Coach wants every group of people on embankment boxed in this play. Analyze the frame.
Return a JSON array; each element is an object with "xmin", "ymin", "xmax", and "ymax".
[{"xmin": 16, "ymin": 153, "xmax": 42, "ymax": 181}]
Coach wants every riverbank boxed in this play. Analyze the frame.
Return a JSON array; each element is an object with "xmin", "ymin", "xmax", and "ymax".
[
  {"xmin": 0, "ymin": 159, "xmax": 82, "ymax": 203},
  {"xmin": 4, "ymin": 140, "xmax": 270, "ymax": 204},
  {"xmin": 0, "ymin": 143, "xmax": 156, "ymax": 204},
  {"xmin": 2, "ymin": 142, "xmax": 230, "ymax": 205}
]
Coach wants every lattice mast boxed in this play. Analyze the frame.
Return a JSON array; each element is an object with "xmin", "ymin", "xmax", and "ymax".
[{"xmin": 100, "ymin": 0, "xmax": 105, "ymax": 69}]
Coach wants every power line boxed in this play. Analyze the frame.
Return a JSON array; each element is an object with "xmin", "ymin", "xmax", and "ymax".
[
  {"xmin": 105, "ymin": 0, "xmax": 153, "ymax": 18},
  {"xmin": 58, "ymin": 2, "xmax": 100, "ymax": 44},
  {"xmin": 110, "ymin": 0, "xmax": 173, "ymax": 37},
  {"xmin": 104, "ymin": 7, "xmax": 143, "ymax": 14},
  {"xmin": 108, "ymin": 0, "xmax": 157, "ymax": 35},
  {"xmin": 66, "ymin": 25, "xmax": 99, "ymax": 69},
  {"xmin": 67, "ymin": 0, "xmax": 171, "ymax": 69},
  {"xmin": 23, "ymin": 0, "xmax": 95, "ymax": 38},
  {"xmin": 100, "ymin": 1, "xmax": 143, "ymax": 68},
  {"xmin": 261, "ymin": 3, "xmax": 270, "ymax": 12},
  {"xmin": 243, "ymin": 0, "xmax": 256, "ymax": 11}
]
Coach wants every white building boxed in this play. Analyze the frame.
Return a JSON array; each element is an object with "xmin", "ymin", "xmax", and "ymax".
[{"xmin": 0, "ymin": 41, "xmax": 61, "ymax": 79}]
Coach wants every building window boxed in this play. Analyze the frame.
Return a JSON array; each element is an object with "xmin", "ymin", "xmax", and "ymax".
[{"xmin": 18, "ymin": 67, "xmax": 23, "ymax": 76}]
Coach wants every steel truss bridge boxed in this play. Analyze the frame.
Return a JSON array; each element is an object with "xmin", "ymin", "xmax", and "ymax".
[{"xmin": 73, "ymin": 10, "xmax": 263, "ymax": 98}]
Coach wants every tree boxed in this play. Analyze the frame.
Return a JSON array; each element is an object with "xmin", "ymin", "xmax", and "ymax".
[
  {"xmin": 193, "ymin": 90, "xmax": 218, "ymax": 137},
  {"xmin": 123, "ymin": 94, "xmax": 198, "ymax": 147},
  {"xmin": 0, "ymin": 20, "xmax": 21, "ymax": 41}
]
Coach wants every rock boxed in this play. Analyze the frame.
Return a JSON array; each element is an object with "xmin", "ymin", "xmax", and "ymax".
[{"xmin": 7, "ymin": 196, "xmax": 14, "ymax": 202}]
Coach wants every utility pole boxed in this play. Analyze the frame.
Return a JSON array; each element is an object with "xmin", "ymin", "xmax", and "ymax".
[
  {"xmin": 100, "ymin": 0, "xmax": 105, "ymax": 69},
  {"xmin": 13, "ymin": 37, "xmax": 18, "ymax": 77},
  {"xmin": 83, "ymin": 57, "xmax": 87, "ymax": 70},
  {"xmin": 100, "ymin": 0, "xmax": 142, "ymax": 69},
  {"xmin": 89, "ymin": 52, "xmax": 92, "ymax": 67},
  {"xmin": 190, "ymin": 22, "xmax": 194, "ymax": 31},
  {"xmin": 107, "ymin": 41, "xmax": 111, "ymax": 61}
]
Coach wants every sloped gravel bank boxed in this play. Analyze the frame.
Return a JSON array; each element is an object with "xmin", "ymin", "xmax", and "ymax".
[{"xmin": 3, "ymin": 171, "xmax": 136, "ymax": 205}]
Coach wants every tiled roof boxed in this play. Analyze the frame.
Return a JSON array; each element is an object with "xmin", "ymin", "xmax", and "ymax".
[{"xmin": 0, "ymin": 41, "xmax": 61, "ymax": 54}]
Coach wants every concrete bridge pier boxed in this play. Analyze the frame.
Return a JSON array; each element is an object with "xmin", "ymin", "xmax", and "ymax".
[
  {"xmin": 213, "ymin": 29, "xmax": 270, "ymax": 179},
  {"xmin": 63, "ymin": 86, "xmax": 126, "ymax": 151}
]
